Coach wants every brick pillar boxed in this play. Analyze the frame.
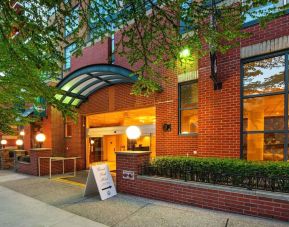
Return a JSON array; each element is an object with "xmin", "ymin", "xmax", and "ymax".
[{"xmin": 116, "ymin": 151, "xmax": 150, "ymax": 194}]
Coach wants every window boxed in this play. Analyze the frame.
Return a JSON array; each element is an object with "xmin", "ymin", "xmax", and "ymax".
[
  {"xmin": 241, "ymin": 52, "xmax": 289, "ymax": 161},
  {"xmin": 64, "ymin": 42, "xmax": 77, "ymax": 70},
  {"xmin": 179, "ymin": 81, "xmax": 198, "ymax": 135},
  {"xmin": 64, "ymin": 5, "xmax": 79, "ymax": 37},
  {"xmin": 65, "ymin": 121, "xmax": 72, "ymax": 137},
  {"xmin": 243, "ymin": 0, "xmax": 286, "ymax": 24},
  {"xmin": 109, "ymin": 34, "xmax": 115, "ymax": 64}
]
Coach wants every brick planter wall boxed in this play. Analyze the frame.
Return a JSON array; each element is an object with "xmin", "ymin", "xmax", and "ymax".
[{"xmin": 116, "ymin": 152, "xmax": 289, "ymax": 222}]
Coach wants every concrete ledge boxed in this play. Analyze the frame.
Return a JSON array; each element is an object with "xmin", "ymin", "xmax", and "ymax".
[
  {"xmin": 30, "ymin": 148, "xmax": 52, "ymax": 152},
  {"xmin": 17, "ymin": 161, "xmax": 31, "ymax": 165},
  {"xmin": 138, "ymin": 175, "xmax": 289, "ymax": 202},
  {"xmin": 115, "ymin": 151, "xmax": 151, "ymax": 155}
]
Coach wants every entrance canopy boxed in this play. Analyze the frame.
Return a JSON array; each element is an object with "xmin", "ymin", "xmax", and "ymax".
[{"xmin": 56, "ymin": 64, "xmax": 137, "ymax": 107}]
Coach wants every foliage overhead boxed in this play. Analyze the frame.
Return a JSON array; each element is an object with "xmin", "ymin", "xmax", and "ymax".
[{"xmin": 0, "ymin": 0, "xmax": 288, "ymax": 133}]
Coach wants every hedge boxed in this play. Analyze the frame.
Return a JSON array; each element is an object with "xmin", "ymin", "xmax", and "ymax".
[{"xmin": 150, "ymin": 157, "xmax": 289, "ymax": 178}]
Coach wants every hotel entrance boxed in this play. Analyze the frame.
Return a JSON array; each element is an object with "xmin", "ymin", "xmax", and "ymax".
[{"xmin": 85, "ymin": 107, "xmax": 156, "ymax": 170}]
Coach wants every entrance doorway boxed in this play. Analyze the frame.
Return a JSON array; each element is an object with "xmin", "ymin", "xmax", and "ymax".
[{"xmin": 85, "ymin": 107, "xmax": 156, "ymax": 170}]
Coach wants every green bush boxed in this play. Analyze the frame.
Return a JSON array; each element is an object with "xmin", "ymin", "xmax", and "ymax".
[{"xmin": 151, "ymin": 156, "xmax": 289, "ymax": 178}]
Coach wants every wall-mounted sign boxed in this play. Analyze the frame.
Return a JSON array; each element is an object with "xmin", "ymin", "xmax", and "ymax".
[
  {"xmin": 83, "ymin": 164, "xmax": 117, "ymax": 200},
  {"xmin": 123, "ymin": 170, "xmax": 134, "ymax": 180}
]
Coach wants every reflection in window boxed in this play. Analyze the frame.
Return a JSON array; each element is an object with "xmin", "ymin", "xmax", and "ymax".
[
  {"xmin": 65, "ymin": 6, "xmax": 79, "ymax": 37},
  {"xmin": 64, "ymin": 43, "xmax": 76, "ymax": 69},
  {"xmin": 179, "ymin": 81, "xmax": 198, "ymax": 134},
  {"xmin": 242, "ymin": 53, "xmax": 288, "ymax": 162},
  {"xmin": 243, "ymin": 55, "xmax": 285, "ymax": 95}
]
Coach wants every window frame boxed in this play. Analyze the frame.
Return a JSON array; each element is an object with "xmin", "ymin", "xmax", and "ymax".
[
  {"xmin": 65, "ymin": 121, "xmax": 73, "ymax": 138},
  {"xmin": 243, "ymin": 0, "xmax": 289, "ymax": 28},
  {"xmin": 178, "ymin": 79, "xmax": 198, "ymax": 136},
  {"xmin": 64, "ymin": 42, "xmax": 77, "ymax": 70},
  {"xmin": 240, "ymin": 50, "xmax": 289, "ymax": 161}
]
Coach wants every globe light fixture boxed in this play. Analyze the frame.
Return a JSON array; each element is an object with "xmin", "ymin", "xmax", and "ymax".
[
  {"xmin": 16, "ymin": 139, "xmax": 23, "ymax": 146},
  {"xmin": 180, "ymin": 47, "xmax": 191, "ymax": 58},
  {"xmin": 126, "ymin": 126, "xmax": 141, "ymax": 140},
  {"xmin": 1, "ymin": 139, "xmax": 7, "ymax": 149},
  {"xmin": 19, "ymin": 130, "xmax": 25, "ymax": 136},
  {"xmin": 35, "ymin": 133, "xmax": 46, "ymax": 148}
]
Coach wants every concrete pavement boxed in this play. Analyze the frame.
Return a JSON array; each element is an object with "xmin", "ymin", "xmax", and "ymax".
[{"xmin": 0, "ymin": 171, "xmax": 288, "ymax": 227}]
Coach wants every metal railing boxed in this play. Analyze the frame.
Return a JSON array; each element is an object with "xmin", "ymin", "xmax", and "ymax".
[{"xmin": 139, "ymin": 165, "xmax": 289, "ymax": 193}]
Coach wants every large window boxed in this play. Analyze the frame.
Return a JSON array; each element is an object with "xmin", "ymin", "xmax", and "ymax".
[
  {"xmin": 241, "ymin": 52, "xmax": 288, "ymax": 161},
  {"xmin": 244, "ymin": 0, "xmax": 287, "ymax": 24},
  {"xmin": 179, "ymin": 80, "xmax": 198, "ymax": 135},
  {"xmin": 64, "ymin": 5, "xmax": 79, "ymax": 37},
  {"xmin": 64, "ymin": 42, "xmax": 77, "ymax": 70}
]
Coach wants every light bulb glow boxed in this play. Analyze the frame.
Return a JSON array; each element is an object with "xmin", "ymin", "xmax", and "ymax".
[
  {"xmin": 36, "ymin": 133, "xmax": 46, "ymax": 143},
  {"xmin": 126, "ymin": 126, "xmax": 141, "ymax": 140},
  {"xmin": 1, "ymin": 139, "xmax": 7, "ymax": 145},
  {"xmin": 180, "ymin": 48, "xmax": 191, "ymax": 58},
  {"xmin": 16, "ymin": 139, "xmax": 23, "ymax": 146},
  {"xmin": 19, "ymin": 130, "xmax": 25, "ymax": 136}
]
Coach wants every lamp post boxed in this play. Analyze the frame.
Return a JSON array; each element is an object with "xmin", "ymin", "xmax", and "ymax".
[
  {"xmin": 19, "ymin": 130, "xmax": 25, "ymax": 136},
  {"xmin": 126, "ymin": 126, "xmax": 141, "ymax": 151},
  {"xmin": 16, "ymin": 139, "xmax": 24, "ymax": 150},
  {"xmin": 1, "ymin": 139, "xmax": 7, "ymax": 149},
  {"xmin": 35, "ymin": 133, "xmax": 46, "ymax": 148}
]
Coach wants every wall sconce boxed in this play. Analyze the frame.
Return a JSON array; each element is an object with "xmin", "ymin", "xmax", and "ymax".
[
  {"xmin": 35, "ymin": 132, "xmax": 46, "ymax": 148},
  {"xmin": 163, "ymin": 123, "xmax": 172, "ymax": 132},
  {"xmin": 1, "ymin": 139, "xmax": 7, "ymax": 149}
]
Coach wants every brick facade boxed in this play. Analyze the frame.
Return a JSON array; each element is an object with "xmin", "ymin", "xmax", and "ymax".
[{"xmin": 19, "ymin": 8, "xmax": 289, "ymax": 175}]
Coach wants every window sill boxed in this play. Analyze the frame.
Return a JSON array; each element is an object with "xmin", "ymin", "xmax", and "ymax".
[{"xmin": 178, "ymin": 133, "xmax": 198, "ymax": 137}]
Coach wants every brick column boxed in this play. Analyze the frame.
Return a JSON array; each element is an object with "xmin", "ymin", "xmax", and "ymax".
[{"xmin": 116, "ymin": 151, "xmax": 150, "ymax": 194}]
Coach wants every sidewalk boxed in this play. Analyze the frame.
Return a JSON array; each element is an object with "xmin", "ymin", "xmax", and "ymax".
[
  {"xmin": 0, "ymin": 171, "xmax": 288, "ymax": 227},
  {"xmin": 0, "ymin": 171, "xmax": 106, "ymax": 227}
]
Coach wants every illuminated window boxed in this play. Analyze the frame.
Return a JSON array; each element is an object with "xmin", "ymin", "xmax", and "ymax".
[
  {"xmin": 242, "ymin": 52, "xmax": 288, "ymax": 161},
  {"xmin": 179, "ymin": 80, "xmax": 198, "ymax": 135}
]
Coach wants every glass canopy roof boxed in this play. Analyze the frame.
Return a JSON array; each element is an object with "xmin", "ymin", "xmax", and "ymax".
[{"xmin": 56, "ymin": 64, "xmax": 137, "ymax": 107}]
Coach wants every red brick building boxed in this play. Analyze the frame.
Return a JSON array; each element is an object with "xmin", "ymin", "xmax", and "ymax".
[{"xmin": 16, "ymin": 1, "xmax": 289, "ymax": 172}]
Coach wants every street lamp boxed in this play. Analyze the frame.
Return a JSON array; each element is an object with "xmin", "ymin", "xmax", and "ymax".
[
  {"xmin": 126, "ymin": 126, "xmax": 141, "ymax": 140},
  {"xmin": 179, "ymin": 47, "xmax": 191, "ymax": 59},
  {"xmin": 1, "ymin": 139, "xmax": 7, "ymax": 149},
  {"xmin": 126, "ymin": 126, "xmax": 141, "ymax": 151},
  {"xmin": 35, "ymin": 133, "xmax": 46, "ymax": 148},
  {"xmin": 19, "ymin": 130, "xmax": 25, "ymax": 136},
  {"xmin": 16, "ymin": 139, "xmax": 23, "ymax": 149}
]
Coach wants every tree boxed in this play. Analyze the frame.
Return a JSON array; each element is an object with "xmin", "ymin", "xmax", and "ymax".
[{"xmin": 0, "ymin": 0, "xmax": 287, "ymax": 134}]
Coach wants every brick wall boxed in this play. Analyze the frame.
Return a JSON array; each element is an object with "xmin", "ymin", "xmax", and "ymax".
[
  {"xmin": 17, "ymin": 148, "xmax": 80, "ymax": 176},
  {"xmin": 116, "ymin": 152, "xmax": 289, "ymax": 222},
  {"xmin": 51, "ymin": 13, "xmax": 289, "ymax": 164}
]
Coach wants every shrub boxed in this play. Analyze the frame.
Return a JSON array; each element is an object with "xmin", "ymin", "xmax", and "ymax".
[
  {"xmin": 151, "ymin": 157, "xmax": 289, "ymax": 177},
  {"xmin": 145, "ymin": 156, "xmax": 289, "ymax": 192}
]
